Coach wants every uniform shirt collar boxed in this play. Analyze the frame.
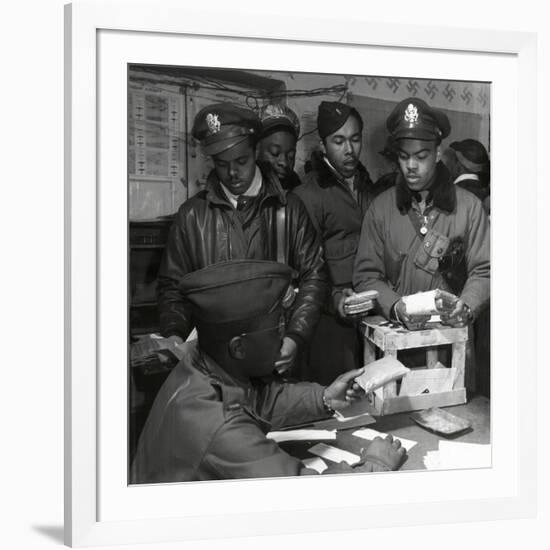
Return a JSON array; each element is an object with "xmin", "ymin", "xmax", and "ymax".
[
  {"xmin": 454, "ymin": 173, "xmax": 480, "ymax": 184},
  {"xmin": 220, "ymin": 165, "xmax": 263, "ymax": 208}
]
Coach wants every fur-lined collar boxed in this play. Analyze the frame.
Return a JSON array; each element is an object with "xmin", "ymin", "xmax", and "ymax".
[
  {"xmin": 396, "ymin": 161, "xmax": 456, "ymax": 214},
  {"xmin": 308, "ymin": 151, "xmax": 372, "ymax": 189}
]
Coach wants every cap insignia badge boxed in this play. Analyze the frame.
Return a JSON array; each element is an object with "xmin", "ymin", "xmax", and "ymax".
[
  {"xmin": 404, "ymin": 103, "xmax": 419, "ymax": 127},
  {"xmin": 206, "ymin": 113, "xmax": 221, "ymax": 134},
  {"xmin": 335, "ymin": 108, "xmax": 342, "ymax": 115}
]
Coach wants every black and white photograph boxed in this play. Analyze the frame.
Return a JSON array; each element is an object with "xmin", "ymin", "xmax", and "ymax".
[{"xmin": 127, "ymin": 64, "xmax": 491, "ymax": 484}]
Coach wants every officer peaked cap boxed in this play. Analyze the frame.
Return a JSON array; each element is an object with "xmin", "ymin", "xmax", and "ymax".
[
  {"xmin": 192, "ymin": 103, "xmax": 261, "ymax": 156},
  {"xmin": 387, "ymin": 97, "xmax": 451, "ymax": 141}
]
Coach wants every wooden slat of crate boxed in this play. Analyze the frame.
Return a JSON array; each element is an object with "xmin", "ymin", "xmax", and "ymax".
[
  {"xmin": 367, "ymin": 388, "xmax": 467, "ymax": 416},
  {"xmin": 361, "ymin": 316, "xmax": 468, "ymax": 351}
]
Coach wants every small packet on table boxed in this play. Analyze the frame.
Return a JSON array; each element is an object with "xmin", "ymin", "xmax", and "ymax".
[
  {"xmin": 410, "ymin": 407, "xmax": 471, "ymax": 436},
  {"xmin": 355, "ymin": 356, "xmax": 410, "ymax": 393}
]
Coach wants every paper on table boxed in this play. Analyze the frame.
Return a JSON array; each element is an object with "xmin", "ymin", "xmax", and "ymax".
[
  {"xmin": 423, "ymin": 450, "xmax": 442, "ymax": 469},
  {"xmin": 302, "ymin": 457, "xmax": 328, "ymax": 474},
  {"xmin": 399, "ymin": 365, "xmax": 456, "ymax": 396},
  {"xmin": 439, "ymin": 441, "xmax": 492, "ymax": 468},
  {"xmin": 266, "ymin": 429, "xmax": 336, "ymax": 443},
  {"xmin": 423, "ymin": 441, "xmax": 491, "ymax": 470},
  {"xmin": 352, "ymin": 427, "xmax": 418, "ymax": 452},
  {"xmin": 308, "ymin": 443, "xmax": 360, "ymax": 465}
]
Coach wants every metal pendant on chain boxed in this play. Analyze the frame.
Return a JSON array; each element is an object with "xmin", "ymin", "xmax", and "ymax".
[{"xmin": 420, "ymin": 215, "xmax": 429, "ymax": 235}]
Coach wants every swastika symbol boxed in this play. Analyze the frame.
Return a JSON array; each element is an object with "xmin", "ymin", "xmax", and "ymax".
[
  {"xmin": 365, "ymin": 77, "xmax": 379, "ymax": 90},
  {"xmin": 443, "ymin": 84, "xmax": 456, "ymax": 102},
  {"xmin": 407, "ymin": 80, "xmax": 420, "ymax": 96},
  {"xmin": 477, "ymin": 90, "xmax": 488, "ymax": 107},
  {"xmin": 461, "ymin": 88, "xmax": 473, "ymax": 104},
  {"xmin": 424, "ymin": 81, "xmax": 438, "ymax": 99},
  {"xmin": 386, "ymin": 78, "xmax": 401, "ymax": 93}
]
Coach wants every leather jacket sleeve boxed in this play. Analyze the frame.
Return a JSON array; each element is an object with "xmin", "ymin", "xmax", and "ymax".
[
  {"xmin": 284, "ymin": 194, "xmax": 328, "ymax": 345},
  {"xmin": 156, "ymin": 206, "xmax": 196, "ymax": 339}
]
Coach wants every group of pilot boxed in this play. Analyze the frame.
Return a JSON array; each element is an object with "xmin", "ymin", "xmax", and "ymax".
[{"xmin": 131, "ymin": 94, "xmax": 490, "ymax": 484}]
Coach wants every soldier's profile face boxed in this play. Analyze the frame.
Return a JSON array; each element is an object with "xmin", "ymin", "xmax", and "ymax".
[
  {"xmin": 240, "ymin": 315, "xmax": 285, "ymax": 377},
  {"xmin": 257, "ymin": 129, "xmax": 297, "ymax": 180},
  {"xmin": 212, "ymin": 139, "xmax": 257, "ymax": 195},
  {"xmin": 396, "ymin": 139, "xmax": 440, "ymax": 191},
  {"xmin": 322, "ymin": 115, "xmax": 363, "ymax": 178}
]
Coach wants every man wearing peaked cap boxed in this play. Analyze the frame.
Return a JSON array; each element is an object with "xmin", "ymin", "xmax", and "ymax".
[
  {"xmin": 257, "ymin": 103, "xmax": 302, "ymax": 192},
  {"xmin": 353, "ymin": 97, "xmax": 490, "ymax": 356},
  {"xmin": 386, "ymin": 97, "xmax": 451, "ymax": 142},
  {"xmin": 158, "ymin": 102, "xmax": 327, "ymax": 374},
  {"xmin": 294, "ymin": 101, "xmax": 391, "ymax": 384},
  {"xmin": 191, "ymin": 102, "xmax": 262, "ymax": 156},
  {"xmin": 132, "ymin": 260, "xmax": 406, "ymax": 483}
]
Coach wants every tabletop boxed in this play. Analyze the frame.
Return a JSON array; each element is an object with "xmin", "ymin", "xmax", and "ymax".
[{"xmin": 280, "ymin": 395, "xmax": 490, "ymax": 471}]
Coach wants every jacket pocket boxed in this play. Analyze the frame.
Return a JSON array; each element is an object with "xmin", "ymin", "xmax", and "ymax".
[
  {"xmin": 324, "ymin": 236, "xmax": 358, "ymax": 287},
  {"xmin": 413, "ymin": 229, "xmax": 450, "ymax": 275}
]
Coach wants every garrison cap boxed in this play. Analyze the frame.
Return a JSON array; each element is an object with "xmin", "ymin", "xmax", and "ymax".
[
  {"xmin": 450, "ymin": 139, "xmax": 490, "ymax": 173},
  {"xmin": 317, "ymin": 101, "xmax": 363, "ymax": 139},
  {"xmin": 387, "ymin": 97, "xmax": 451, "ymax": 142},
  {"xmin": 259, "ymin": 103, "xmax": 300, "ymax": 138},
  {"xmin": 180, "ymin": 260, "xmax": 292, "ymax": 333},
  {"xmin": 192, "ymin": 103, "xmax": 261, "ymax": 156}
]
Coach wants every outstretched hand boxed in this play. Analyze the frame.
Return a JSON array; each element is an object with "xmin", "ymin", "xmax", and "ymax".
[
  {"xmin": 324, "ymin": 367, "xmax": 365, "ymax": 411},
  {"xmin": 439, "ymin": 299, "xmax": 473, "ymax": 327}
]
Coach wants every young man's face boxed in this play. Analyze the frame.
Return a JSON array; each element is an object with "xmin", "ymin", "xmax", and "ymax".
[
  {"xmin": 212, "ymin": 139, "xmax": 257, "ymax": 195},
  {"xmin": 257, "ymin": 129, "xmax": 297, "ymax": 181},
  {"xmin": 396, "ymin": 139, "xmax": 441, "ymax": 191},
  {"xmin": 321, "ymin": 115, "xmax": 363, "ymax": 179}
]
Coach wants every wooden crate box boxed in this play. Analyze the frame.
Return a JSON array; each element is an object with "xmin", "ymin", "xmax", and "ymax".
[{"xmin": 361, "ymin": 316, "xmax": 468, "ymax": 415}]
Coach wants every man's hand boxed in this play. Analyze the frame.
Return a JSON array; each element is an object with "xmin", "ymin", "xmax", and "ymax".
[
  {"xmin": 334, "ymin": 288, "xmax": 374, "ymax": 321},
  {"xmin": 324, "ymin": 368, "xmax": 365, "ymax": 411},
  {"xmin": 439, "ymin": 299, "xmax": 473, "ymax": 327},
  {"xmin": 394, "ymin": 299, "xmax": 431, "ymax": 330},
  {"xmin": 335, "ymin": 288, "xmax": 354, "ymax": 319},
  {"xmin": 358, "ymin": 435, "xmax": 407, "ymax": 471},
  {"xmin": 274, "ymin": 336, "xmax": 298, "ymax": 374},
  {"xmin": 164, "ymin": 335, "xmax": 184, "ymax": 346}
]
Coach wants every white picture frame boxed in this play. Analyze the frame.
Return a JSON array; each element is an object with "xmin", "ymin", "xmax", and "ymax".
[{"xmin": 65, "ymin": 1, "xmax": 537, "ymax": 547}]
